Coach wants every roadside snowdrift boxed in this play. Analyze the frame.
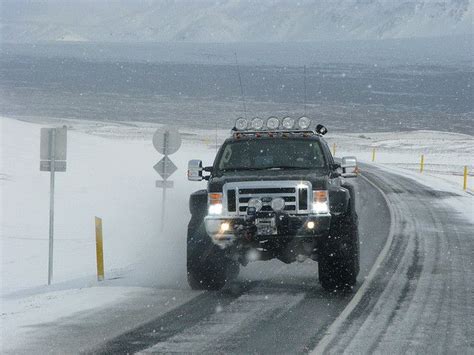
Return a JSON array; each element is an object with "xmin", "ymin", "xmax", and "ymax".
[{"xmin": 1, "ymin": 117, "xmax": 216, "ymax": 296}]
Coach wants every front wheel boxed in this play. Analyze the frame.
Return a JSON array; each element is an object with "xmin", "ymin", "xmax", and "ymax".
[
  {"xmin": 187, "ymin": 216, "xmax": 235, "ymax": 290},
  {"xmin": 319, "ymin": 201, "xmax": 359, "ymax": 292}
]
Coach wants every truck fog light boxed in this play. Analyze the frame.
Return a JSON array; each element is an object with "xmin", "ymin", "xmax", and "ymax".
[
  {"xmin": 248, "ymin": 198, "xmax": 263, "ymax": 212},
  {"xmin": 307, "ymin": 221, "xmax": 315, "ymax": 229},
  {"xmin": 220, "ymin": 222, "xmax": 230, "ymax": 232},
  {"xmin": 271, "ymin": 197, "xmax": 285, "ymax": 211}
]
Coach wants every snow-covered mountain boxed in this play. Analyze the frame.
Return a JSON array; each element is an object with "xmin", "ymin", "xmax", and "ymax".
[{"xmin": 1, "ymin": 0, "xmax": 472, "ymax": 43}]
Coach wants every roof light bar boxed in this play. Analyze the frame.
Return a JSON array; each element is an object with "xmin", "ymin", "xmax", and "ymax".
[
  {"xmin": 298, "ymin": 116, "xmax": 311, "ymax": 129},
  {"xmin": 233, "ymin": 116, "xmax": 324, "ymax": 134},
  {"xmin": 235, "ymin": 117, "xmax": 248, "ymax": 130},
  {"xmin": 251, "ymin": 117, "xmax": 264, "ymax": 130},
  {"xmin": 266, "ymin": 117, "xmax": 280, "ymax": 130},
  {"xmin": 282, "ymin": 117, "xmax": 295, "ymax": 129}
]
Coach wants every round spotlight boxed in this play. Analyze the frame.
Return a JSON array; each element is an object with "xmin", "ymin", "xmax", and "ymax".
[
  {"xmin": 266, "ymin": 117, "xmax": 280, "ymax": 130},
  {"xmin": 235, "ymin": 117, "xmax": 248, "ymax": 130},
  {"xmin": 316, "ymin": 124, "xmax": 328, "ymax": 135},
  {"xmin": 271, "ymin": 197, "xmax": 285, "ymax": 211},
  {"xmin": 282, "ymin": 116, "xmax": 295, "ymax": 129},
  {"xmin": 251, "ymin": 117, "xmax": 264, "ymax": 130},
  {"xmin": 298, "ymin": 116, "xmax": 311, "ymax": 129},
  {"xmin": 248, "ymin": 198, "xmax": 263, "ymax": 212}
]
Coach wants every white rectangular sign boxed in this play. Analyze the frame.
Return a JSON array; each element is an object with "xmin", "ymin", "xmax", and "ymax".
[
  {"xmin": 156, "ymin": 180, "xmax": 174, "ymax": 188},
  {"xmin": 40, "ymin": 160, "xmax": 67, "ymax": 172},
  {"xmin": 40, "ymin": 127, "xmax": 67, "ymax": 161}
]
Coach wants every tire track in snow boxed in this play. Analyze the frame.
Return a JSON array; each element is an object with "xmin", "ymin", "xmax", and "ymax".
[
  {"xmin": 315, "ymin": 165, "xmax": 474, "ymax": 353},
  {"xmin": 139, "ymin": 290, "xmax": 305, "ymax": 354}
]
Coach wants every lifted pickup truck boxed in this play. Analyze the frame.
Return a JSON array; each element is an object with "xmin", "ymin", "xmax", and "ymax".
[{"xmin": 186, "ymin": 117, "xmax": 359, "ymax": 291}]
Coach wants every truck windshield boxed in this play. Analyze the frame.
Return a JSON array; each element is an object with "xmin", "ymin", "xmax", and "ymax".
[{"xmin": 216, "ymin": 138, "xmax": 326, "ymax": 172}]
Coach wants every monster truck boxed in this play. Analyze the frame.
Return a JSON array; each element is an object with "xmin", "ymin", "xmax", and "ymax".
[{"xmin": 186, "ymin": 116, "xmax": 359, "ymax": 292}]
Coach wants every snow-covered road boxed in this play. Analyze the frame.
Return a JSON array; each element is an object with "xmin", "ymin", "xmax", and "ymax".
[{"xmin": 2, "ymin": 117, "xmax": 473, "ymax": 353}]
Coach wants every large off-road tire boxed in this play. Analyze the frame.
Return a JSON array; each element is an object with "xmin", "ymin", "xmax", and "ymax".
[
  {"xmin": 319, "ymin": 193, "xmax": 360, "ymax": 292},
  {"xmin": 187, "ymin": 215, "xmax": 235, "ymax": 290}
]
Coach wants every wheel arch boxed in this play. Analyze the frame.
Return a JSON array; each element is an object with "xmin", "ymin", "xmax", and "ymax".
[{"xmin": 189, "ymin": 189, "xmax": 207, "ymax": 217}]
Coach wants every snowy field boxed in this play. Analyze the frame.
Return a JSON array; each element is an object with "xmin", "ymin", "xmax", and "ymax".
[{"xmin": 1, "ymin": 116, "xmax": 472, "ymax": 352}]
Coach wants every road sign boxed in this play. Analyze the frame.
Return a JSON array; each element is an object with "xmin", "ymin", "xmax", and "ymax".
[
  {"xmin": 156, "ymin": 180, "xmax": 174, "ymax": 188},
  {"xmin": 154, "ymin": 157, "xmax": 178, "ymax": 180},
  {"xmin": 39, "ymin": 126, "xmax": 68, "ymax": 286},
  {"xmin": 152, "ymin": 126, "xmax": 181, "ymax": 231},
  {"xmin": 153, "ymin": 126, "xmax": 181, "ymax": 155},
  {"xmin": 41, "ymin": 127, "xmax": 67, "ymax": 161},
  {"xmin": 40, "ymin": 160, "xmax": 67, "ymax": 172}
]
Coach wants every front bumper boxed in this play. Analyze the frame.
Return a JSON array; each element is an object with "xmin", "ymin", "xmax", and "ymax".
[{"xmin": 205, "ymin": 213, "xmax": 331, "ymax": 247}]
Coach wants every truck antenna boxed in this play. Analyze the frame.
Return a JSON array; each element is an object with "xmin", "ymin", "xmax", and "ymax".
[
  {"xmin": 303, "ymin": 65, "xmax": 307, "ymax": 116},
  {"xmin": 234, "ymin": 52, "xmax": 247, "ymax": 118}
]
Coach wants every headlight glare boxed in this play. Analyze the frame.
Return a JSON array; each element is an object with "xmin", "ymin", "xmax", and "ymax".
[
  {"xmin": 208, "ymin": 193, "xmax": 223, "ymax": 215},
  {"xmin": 312, "ymin": 190, "xmax": 329, "ymax": 214},
  {"xmin": 209, "ymin": 203, "xmax": 223, "ymax": 215}
]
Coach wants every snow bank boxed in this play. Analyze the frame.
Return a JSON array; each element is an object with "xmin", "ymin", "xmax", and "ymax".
[
  {"xmin": 324, "ymin": 130, "xmax": 473, "ymax": 193},
  {"xmin": 1, "ymin": 117, "xmax": 216, "ymax": 296}
]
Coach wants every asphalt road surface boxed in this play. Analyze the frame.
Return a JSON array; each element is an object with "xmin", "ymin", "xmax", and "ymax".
[{"xmin": 12, "ymin": 164, "xmax": 473, "ymax": 354}]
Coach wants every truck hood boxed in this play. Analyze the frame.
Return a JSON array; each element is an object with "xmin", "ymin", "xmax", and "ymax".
[{"xmin": 208, "ymin": 169, "xmax": 329, "ymax": 192}]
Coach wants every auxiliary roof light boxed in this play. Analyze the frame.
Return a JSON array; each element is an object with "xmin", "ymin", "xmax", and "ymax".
[
  {"xmin": 298, "ymin": 116, "xmax": 311, "ymax": 129},
  {"xmin": 316, "ymin": 124, "xmax": 328, "ymax": 135},
  {"xmin": 235, "ymin": 117, "xmax": 248, "ymax": 130},
  {"xmin": 266, "ymin": 117, "xmax": 280, "ymax": 130},
  {"xmin": 282, "ymin": 116, "xmax": 295, "ymax": 129},
  {"xmin": 251, "ymin": 117, "xmax": 264, "ymax": 130}
]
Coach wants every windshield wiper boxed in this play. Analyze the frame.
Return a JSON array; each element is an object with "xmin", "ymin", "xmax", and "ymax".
[
  {"xmin": 263, "ymin": 166, "xmax": 313, "ymax": 170},
  {"xmin": 219, "ymin": 167, "xmax": 267, "ymax": 172},
  {"xmin": 220, "ymin": 166, "xmax": 313, "ymax": 172}
]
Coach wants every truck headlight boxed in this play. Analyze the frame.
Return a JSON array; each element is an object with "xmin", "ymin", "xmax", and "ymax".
[
  {"xmin": 208, "ymin": 193, "xmax": 223, "ymax": 215},
  {"xmin": 312, "ymin": 190, "xmax": 329, "ymax": 214},
  {"xmin": 271, "ymin": 197, "xmax": 285, "ymax": 211}
]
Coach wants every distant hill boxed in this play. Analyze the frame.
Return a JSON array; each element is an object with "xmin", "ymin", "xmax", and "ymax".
[{"xmin": 1, "ymin": 0, "xmax": 472, "ymax": 43}]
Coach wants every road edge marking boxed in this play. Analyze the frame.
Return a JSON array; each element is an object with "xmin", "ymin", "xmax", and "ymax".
[{"xmin": 311, "ymin": 172, "xmax": 396, "ymax": 354}]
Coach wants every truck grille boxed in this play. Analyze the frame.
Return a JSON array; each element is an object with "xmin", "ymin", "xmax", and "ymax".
[{"xmin": 224, "ymin": 181, "xmax": 312, "ymax": 215}]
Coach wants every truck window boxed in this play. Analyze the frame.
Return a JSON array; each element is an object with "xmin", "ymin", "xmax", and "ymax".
[{"xmin": 217, "ymin": 139, "xmax": 326, "ymax": 171}]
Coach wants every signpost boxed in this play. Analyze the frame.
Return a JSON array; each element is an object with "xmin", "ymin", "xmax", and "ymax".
[
  {"xmin": 153, "ymin": 126, "xmax": 181, "ymax": 231},
  {"xmin": 40, "ymin": 127, "xmax": 67, "ymax": 285}
]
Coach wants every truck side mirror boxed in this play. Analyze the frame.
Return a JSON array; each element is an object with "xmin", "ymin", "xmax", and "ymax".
[
  {"xmin": 341, "ymin": 156, "xmax": 358, "ymax": 178},
  {"xmin": 188, "ymin": 160, "xmax": 203, "ymax": 181}
]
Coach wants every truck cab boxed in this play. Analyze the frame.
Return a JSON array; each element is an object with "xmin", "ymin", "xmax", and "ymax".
[{"xmin": 187, "ymin": 117, "xmax": 359, "ymax": 291}]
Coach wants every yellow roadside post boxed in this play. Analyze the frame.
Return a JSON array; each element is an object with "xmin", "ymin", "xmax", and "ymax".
[
  {"xmin": 420, "ymin": 154, "xmax": 425, "ymax": 173},
  {"xmin": 332, "ymin": 143, "xmax": 336, "ymax": 156},
  {"xmin": 463, "ymin": 166, "xmax": 468, "ymax": 191},
  {"xmin": 95, "ymin": 217, "xmax": 105, "ymax": 281},
  {"xmin": 371, "ymin": 148, "xmax": 376, "ymax": 162}
]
